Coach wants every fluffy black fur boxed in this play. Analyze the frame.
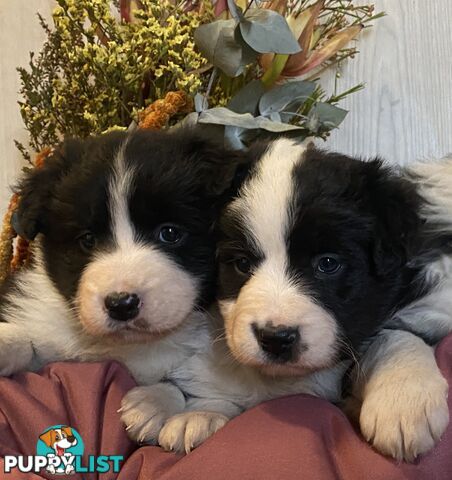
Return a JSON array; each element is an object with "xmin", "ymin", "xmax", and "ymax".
[
  {"xmin": 10, "ymin": 128, "xmax": 249, "ymax": 308},
  {"xmin": 218, "ymin": 146, "xmax": 449, "ymax": 358}
]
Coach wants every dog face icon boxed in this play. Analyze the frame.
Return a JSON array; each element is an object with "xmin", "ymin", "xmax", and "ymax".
[
  {"xmin": 39, "ymin": 426, "xmax": 78, "ymax": 474},
  {"xmin": 39, "ymin": 426, "xmax": 77, "ymax": 455}
]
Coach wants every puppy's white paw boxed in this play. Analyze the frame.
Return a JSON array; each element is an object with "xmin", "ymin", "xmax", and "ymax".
[
  {"xmin": 158, "ymin": 411, "xmax": 229, "ymax": 453},
  {"xmin": 359, "ymin": 374, "xmax": 449, "ymax": 461},
  {"xmin": 120, "ymin": 384, "xmax": 185, "ymax": 445}
]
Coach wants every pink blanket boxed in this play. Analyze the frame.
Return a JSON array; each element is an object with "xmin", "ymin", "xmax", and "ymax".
[{"xmin": 0, "ymin": 335, "xmax": 451, "ymax": 480}]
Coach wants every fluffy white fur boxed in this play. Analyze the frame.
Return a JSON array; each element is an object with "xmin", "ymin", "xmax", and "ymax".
[
  {"xmin": 347, "ymin": 329, "xmax": 449, "ymax": 461},
  {"xmin": 222, "ymin": 139, "xmax": 338, "ymax": 374},
  {"xmin": 77, "ymin": 243, "xmax": 198, "ymax": 340},
  {"xmin": 0, "ymin": 143, "xmax": 206, "ymax": 384},
  {"xmin": 0, "ymin": 254, "xmax": 208, "ymax": 384},
  {"xmin": 5, "ymin": 136, "xmax": 451, "ymax": 462},
  {"xmin": 123, "ymin": 145, "xmax": 452, "ymax": 461},
  {"xmin": 76, "ymin": 141, "xmax": 199, "ymax": 340},
  {"xmin": 122, "ymin": 139, "xmax": 346, "ymax": 452},
  {"xmin": 393, "ymin": 156, "xmax": 452, "ymax": 340},
  {"xmin": 344, "ymin": 157, "xmax": 452, "ymax": 460},
  {"xmin": 121, "ymin": 311, "xmax": 345, "ymax": 452},
  {"xmin": 110, "ymin": 137, "xmax": 135, "ymax": 248}
]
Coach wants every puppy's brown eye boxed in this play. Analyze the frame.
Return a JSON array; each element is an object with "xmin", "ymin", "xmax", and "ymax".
[
  {"xmin": 235, "ymin": 256, "xmax": 251, "ymax": 275},
  {"xmin": 78, "ymin": 232, "xmax": 96, "ymax": 253}
]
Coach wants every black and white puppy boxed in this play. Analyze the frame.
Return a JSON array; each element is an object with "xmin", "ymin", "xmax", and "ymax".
[
  {"xmin": 124, "ymin": 138, "xmax": 451, "ymax": 461},
  {"xmin": 0, "ymin": 128, "xmax": 245, "ymax": 389},
  {"xmin": 216, "ymin": 138, "xmax": 452, "ymax": 461}
]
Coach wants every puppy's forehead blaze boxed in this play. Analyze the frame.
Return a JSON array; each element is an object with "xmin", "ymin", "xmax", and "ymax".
[
  {"xmin": 233, "ymin": 138, "xmax": 306, "ymax": 256},
  {"xmin": 109, "ymin": 139, "xmax": 136, "ymax": 248}
]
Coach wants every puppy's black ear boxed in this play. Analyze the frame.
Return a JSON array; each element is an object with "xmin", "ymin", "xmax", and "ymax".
[
  {"xmin": 199, "ymin": 147, "xmax": 252, "ymax": 198},
  {"xmin": 14, "ymin": 138, "xmax": 84, "ymax": 240},
  {"xmin": 367, "ymin": 160, "xmax": 424, "ymax": 276},
  {"xmin": 177, "ymin": 129, "xmax": 256, "ymax": 198}
]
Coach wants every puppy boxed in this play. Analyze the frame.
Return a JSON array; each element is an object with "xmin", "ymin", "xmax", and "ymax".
[
  {"xmin": 348, "ymin": 157, "xmax": 452, "ymax": 460},
  {"xmin": 123, "ymin": 139, "xmax": 451, "ymax": 461},
  {"xmin": 216, "ymin": 139, "xmax": 451, "ymax": 461},
  {"xmin": 0, "ymin": 128, "xmax": 246, "ymax": 427}
]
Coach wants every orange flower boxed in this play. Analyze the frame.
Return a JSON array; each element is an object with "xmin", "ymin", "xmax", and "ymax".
[
  {"xmin": 139, "ymin": 91, "xmax": 192, "ymax": 130},
  {"xmin": 0, "ymin": 194, "xmax": 19, "ymax": 283},
  {"xmin": 0, "ymin": 147, "xmax": 53, "ymax": 283}
]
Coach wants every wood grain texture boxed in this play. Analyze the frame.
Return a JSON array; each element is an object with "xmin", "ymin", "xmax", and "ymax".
[
  {"xmin": 0, "ymin": 0, "xmax": 451, "ymax": 218},
  {"xmin": 323, "ymin": 0, "xmax": 452, "ymax": 165},
  {"xmin": 0, "ymin": 0, "xmax": 54, "ymax": 218}
]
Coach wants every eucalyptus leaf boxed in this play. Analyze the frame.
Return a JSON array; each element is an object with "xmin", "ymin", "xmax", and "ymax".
[
  {"xmin": 225, "ymin": 124, "xmax": 309, "ymax": 150},
  {"xmin": 199, "ymin": 107, "xmax": 261, "ymax": 129},
  {"xmin": 259, "ymin": 80, "xmax": 316, "ymax": 116},
  {"xmin": 239, "ymin": 9, "xmax": 301, "ymax": 54},
  {"xmin": 195, "ymin": 20, "xmax": 245, "ymax": 77},
  {"xmin": 173, "ymin": 111, "xmax": 199, "ymax": 129},
  {"xmin": 198, "ymin": 107, "xmax": 303, "ymax": 133},
  {"xmin": 215, "ymin": 26, "xmax": 246, "ymax": 77},
  {"xmin": 255, "ymin": 116, "xmax": 303, "ymax": 132},
  {"xmin": 234, "ymin": 28, "xmax": 260, "ymax": 66},
  {"xmin": 224, "ymin": 125, "xmax": 247, "ymax": 150},
  {"xmin": 309, "ymin": 102, "xmax": 348, "ymax": 131},
  {"xmin": 279, "ymin": 110, "xmax": 306, "ymax": 123},
  {"xmin": 194, "ymin": 19, "xmax": 235, "ymax": 61},
  {"xmin": 227, "ymin": 0, "xmax": 244, "ymax": 20},
  {"xmin": 306, "ymin": 110, "xmax": 321, "ymax": 133},
  {"xmin": 227, "ymin": 79, "xmax": 266, "ymax": 115},
  {"xmin": 194, "ymin": 93, "xmax": 208, "ymax": 112},
  {"xmin": 269, "ymin": 112, "xmax": 282, "ymax": 122}
]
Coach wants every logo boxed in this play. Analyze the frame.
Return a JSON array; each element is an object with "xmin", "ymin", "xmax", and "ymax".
[{"xmin": 4, "ymin": 425, "xmax": 123, "ymax": 475}]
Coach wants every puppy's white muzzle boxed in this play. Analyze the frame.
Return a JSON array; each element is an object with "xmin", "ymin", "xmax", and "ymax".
[{"xmin": 77, "ymin": 243, "xmax": 198, "ymax": 340}]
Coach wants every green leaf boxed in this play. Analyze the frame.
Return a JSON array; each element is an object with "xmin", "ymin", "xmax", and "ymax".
[
  {"xmin": 224, "ymin": 125, "xmax": 247, "ymax": 149},
  {"xmin": 199, "ymin": 107, "xmax": 260, "ymax": 129},
  {"xmin": 234, "ymin": 28, "xmax": 260, "ymax": 66},
  {"xmin": 227, "ymin": 79, "xmax": 266, "ymax": 115},
  {"xmin": 194, "ymin": 20, "xmax": 241, "ymax": 77},
  {"xmin": 308, "ymin": 102, "xmax": 348, "ymax": 132},
  {"xmin": 198, "ymin": 107, "xmax": 303, "ymax": 132},
  {"xmin": 175, "ymin": 111, "xmax": 200, "ymax": 128},
  {"xmin": 259, "ymin": 80, "xmax": 316, "ymax": 116},
  {"xmin": 195, "ymin": 20, "xmax": 258, "ymax": 77},
  {"xmin": 260, "ymin": 54, "xmax": 289, "ymax": 88},
  {"xmin": 227, "ymin": 0, "xmax": 244, "ymax": 20},
  {"xmin": 269, "ymin": 112, "xmax": 281, "ymax": 122},
  {"xmin": 194, "ymin": 93, "xmax": 208, "ymax": 112},
  {"xmin": 239, "ymin": 10, "xmax": 301, "ymax": 54},
  {"xmin": 255, "ymin": 115, "xmax": 303, "ymax": 132}
]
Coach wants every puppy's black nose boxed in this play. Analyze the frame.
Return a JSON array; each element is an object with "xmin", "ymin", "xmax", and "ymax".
[
  {"xmin": 67, "ymin": 435, "xmax": 76, "ymax": 443},
  {"xmin": 252, "ymin": 323, "xmax": 300, "ymax": 361},
  {"xmin": 104, "ymin": 292, "xmax": 140, "ymax": 321}
]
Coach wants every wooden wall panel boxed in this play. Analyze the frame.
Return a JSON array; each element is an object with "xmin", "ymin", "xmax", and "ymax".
[
  {"xmin": 0, "ymin": 0, "xmax": 54, "ymax": 218},
  {"xmin": 324, "ymin": 0, "xmax": 452, "ymax": 165}
]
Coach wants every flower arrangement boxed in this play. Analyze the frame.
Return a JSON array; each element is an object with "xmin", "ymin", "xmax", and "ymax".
[
  {"xmin": 15, "ymin": 0, "xmax": 213, "ymax": 160},
  {"xmin": 2, "ymin": 0, "xmax": 383, "ymax": 282},
  {"xmin": 16, "ymin": 0, "xmax": 383, "ymax": 159}
]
